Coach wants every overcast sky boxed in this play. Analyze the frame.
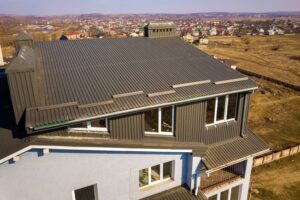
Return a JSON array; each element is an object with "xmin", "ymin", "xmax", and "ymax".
[{"xmin": 1, "ymin": 0, "xmax": 299, "ymax": 16}]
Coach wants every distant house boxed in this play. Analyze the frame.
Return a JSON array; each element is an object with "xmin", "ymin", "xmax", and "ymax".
[
  {"xmin": 1, "ymin": 23, "xmax": 269, "ymax": 200},
  {"xmin": 199, "ymin": 36, "xmax": 209, "ymax": 45},
  {"xmin": 209, "ymin": 27, "xmax": 217, "ymax": 36},
  {"xmin": 65, "ymin": 31, "xmax": 85, "ymax": 40}
]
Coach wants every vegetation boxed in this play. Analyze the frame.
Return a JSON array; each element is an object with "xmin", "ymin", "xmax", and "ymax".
[
  {"xmin": 199, "ymin": 35, "xmax": 300, "ymax": 86},
  {"xmin": 250, "ymin": 154, "xmax": 300, "ymax": 200}
]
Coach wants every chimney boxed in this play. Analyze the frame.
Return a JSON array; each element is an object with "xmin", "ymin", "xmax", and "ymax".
[
  {"xmin": 144, "ymin": 21, "xmax": 177, "ymax": 38},
  {"xmin": 0, "ymin": 45, "xmax": 4, "ymax": 66},
  {"xmin": 14, "ymin": 31, "xmax": 33, "ymax": 53}
]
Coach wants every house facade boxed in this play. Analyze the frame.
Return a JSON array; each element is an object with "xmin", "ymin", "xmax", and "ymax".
[{"xmin": 0, "ymin": 22, "xmax": 269, "ymax": 200}]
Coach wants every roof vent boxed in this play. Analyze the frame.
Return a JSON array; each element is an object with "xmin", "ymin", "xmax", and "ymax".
[{"xmin": 144, "ymin": 21, "xmax": 177, "ymax": 38}]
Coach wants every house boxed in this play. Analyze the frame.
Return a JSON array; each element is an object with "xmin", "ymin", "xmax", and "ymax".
[
  {"xmin": 0, "ymin": 22, "xmax": 269, "ymax": 200},
  {"xmin": 199, "ymin": 36, "xmax": 209, "ymax": 45}
]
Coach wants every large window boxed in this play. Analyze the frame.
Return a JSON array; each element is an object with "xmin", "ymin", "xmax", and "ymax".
[
  {"xmin": 72, "ymin": 185, "xmax": 98, "ymax": 200},
  {"xmin": 68, "ymin": 119, "xmax": 108, "ymax": 132},
  {"xmin": 206, "ymin": 94, "xmax": 238, "ymax": 126},
  {"xmin": 145, "ymin": 106, "xmax": 174, "ymax": 135},
  {"xmin": 139, "ymin": 161, "xmax": 174, "ymax": 189},
  {"xmin": 207, "ymin": 184, "xmax": 241, "ymax": 200}
]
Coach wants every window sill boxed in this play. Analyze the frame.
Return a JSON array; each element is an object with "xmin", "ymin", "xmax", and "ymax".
[
  {"xmin": 145, "ymin": 132, "xmax": 174, "ymax": 136},
  {"xmin": 205, "ymin": 119, "xmax": 236, "ymax": 128},
  {"xmin": 68, "ymin": 128, "xmax": 109, "ymax": 134},
  {"xmin": 139, "ymin": 178, "xmax": 173, "ymax": 192}
]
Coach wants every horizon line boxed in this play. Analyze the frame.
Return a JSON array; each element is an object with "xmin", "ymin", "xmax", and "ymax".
[{"xmin": 1, "ymin": 10, "xmax": 300, "ymax": 18}]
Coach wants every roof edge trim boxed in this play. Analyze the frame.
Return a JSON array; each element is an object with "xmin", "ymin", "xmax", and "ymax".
[
  {"xmin": 0, "ymin": 145, "xmax": 193, "ymax": 165},
  {"xmin": 30, "ymin": 86, "xmax": 258, "ymax": 131},
  {"xmin": 147, "ymin": 90, "xmax": 176, "ymax": 97},
  {"xmin": 112, "ymin": 91, "xmax": 144, "ymax": 99}
]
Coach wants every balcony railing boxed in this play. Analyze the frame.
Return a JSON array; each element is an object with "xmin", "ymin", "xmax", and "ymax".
[{"xmin": 200, "ymin": 161, "xmax": 246, "ymax": 192}]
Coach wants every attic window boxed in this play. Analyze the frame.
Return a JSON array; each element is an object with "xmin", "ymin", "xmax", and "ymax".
[
  {"xmin": 206, "ymin": 94, "xmax": 238, "ymax": 126},
  {"xmin": 145, "ymin": 106, "xmax": 174, "ymax": 136}
]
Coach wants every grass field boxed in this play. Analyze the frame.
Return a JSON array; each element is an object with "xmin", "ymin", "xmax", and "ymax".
[
  {"xmin": 250, "ymin": 153, "xmax": 300, "ymax": 200},
  {"xmin": 199, "ymin": 35, "xmax": 300, "ymax": 151},
  {"xmin": 199, "ymin": 35, "xmax": 300, "ymax": 86}
]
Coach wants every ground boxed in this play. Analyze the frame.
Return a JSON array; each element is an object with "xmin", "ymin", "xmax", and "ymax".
[
  {"xmin": 250, "ymin": 153, "xmax": 300, "ymax": 200},
  {"xmin": 199, "ymin": 35, "xmax": 300, "ymax": 151},
  {"xmin": 199, "ymin": 35, "xmax": 300, "ymax": 86}
]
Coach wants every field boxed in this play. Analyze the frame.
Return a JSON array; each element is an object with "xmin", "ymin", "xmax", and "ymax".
[
  {"xmin": 250, "ymin": 153, "xmax": 300, "ymax": 200},
  {"xmin": 199, "ymin": 35, "xmax": 300, "ymax": 151},
  {"xmin": 199, "ymin": 35, "xmax": 300, "ymax": 86}
]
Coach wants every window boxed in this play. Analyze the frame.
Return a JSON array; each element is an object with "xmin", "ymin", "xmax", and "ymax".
[
  {"xmin": 139, "ymin": 161, "xmax": 174, "ymax": 189},
  {"xmin": 208, "ymin": 184, "xmax": 241, "ymax": 200},
  {"xmin": 73, "ymin": 185, "xmax": 98, "ymax": 200},
  {"xmin": 206, "ymin": 94, "xmax": 238, "ymax": 126},
  {"xmin": 145, "ymin": 106, "xmax": 174, "ymax": 135},
  {"xmin": 68, "ymin": 119, "xmax": 108, "ymax": 132}
]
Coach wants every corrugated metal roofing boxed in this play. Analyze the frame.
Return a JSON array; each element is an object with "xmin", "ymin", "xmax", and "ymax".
[
  {"xmin": 203, "ymin": 130, "xmax": 269, "ymax": 170},
  {"xmin": 6, "ymin": 37, "xmax": 258, "ymax": 130},
  {"xmin": 141, "ymin": 185, "xmax": 207, "ymax": 200}
]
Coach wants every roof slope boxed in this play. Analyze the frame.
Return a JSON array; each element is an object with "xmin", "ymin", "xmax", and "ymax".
[
  {"xmin": 203, "ymin": 130, "xmax": 270, "ymax": 170},
  {"xmin": 7, "ymin": 37, "xmax": 257, "ymax": 130}
]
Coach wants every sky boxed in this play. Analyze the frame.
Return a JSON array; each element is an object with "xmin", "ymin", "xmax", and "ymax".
[{"xmin": 0, "ymin": 0, "xmax": 299, "ymax": 16}]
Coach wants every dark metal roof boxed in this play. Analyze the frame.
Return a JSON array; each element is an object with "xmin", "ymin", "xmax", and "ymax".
[
  {"xmin": 6, "ymin": 46, "xmax": 36, "ymax": 73},
  {"xmin": 141, "ymin": 185, "xmax": 207, "ymax": 200},
  {"xmin": 6, "ymin": 37, "xmax": 258, "ymax": 130},
  {"xmin": 203, "ymin": 130, "xmax": 270, "ymax": 170}
]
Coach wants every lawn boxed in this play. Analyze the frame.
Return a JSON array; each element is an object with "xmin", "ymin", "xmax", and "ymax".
[{"xmin": 250, "ymin": 153, "xmax": 300, "ymax": 200}]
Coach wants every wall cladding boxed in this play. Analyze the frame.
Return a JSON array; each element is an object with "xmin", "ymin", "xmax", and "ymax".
[
  {"xmin": 109, "ymin": 112, "xmax": 144, "ymax": 140},
  {"xmin": 175, "ymin": 93, "xmax": 249, "ymax": 144}
]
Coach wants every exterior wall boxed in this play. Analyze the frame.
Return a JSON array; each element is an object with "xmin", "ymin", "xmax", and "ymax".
[
  {"xmin": 109, "ymin": 112, "xmax": 144, "ymax": 140},
  {"xmin": 145, "ymin": 28, "xmax": 177, "ymax": 38},
  {"xmin": 175, "ymin": 93, "xmax": 249, "ymax": 144},
  {"xmin": 0, "ymin": 149, "xmax": 189, "ymax": 200}
]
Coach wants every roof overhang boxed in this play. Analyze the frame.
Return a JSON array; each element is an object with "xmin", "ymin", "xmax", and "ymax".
[{"xmin": 28, "ymin": 86, "xmax": 258, "ymax": 133}]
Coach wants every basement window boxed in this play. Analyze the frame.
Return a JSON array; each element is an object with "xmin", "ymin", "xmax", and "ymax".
[
  {"xmin": 72, "ymin": 184, "xmax": 98, "ymax": 200},
  {"xmin": 145, "ymin": 106, "xmax": 174, "ymax": 136},
  {"xmin": 206, "ymin": 94, "xmax": 238, "ymax": 126},
  {"xmin": 139, "ymin": 161, "xmax": 174, "ymax": 189}
]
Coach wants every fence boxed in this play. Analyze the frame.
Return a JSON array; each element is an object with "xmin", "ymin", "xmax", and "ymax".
[
  {"xmin": 253, "ymin": 144, "xmax": 300, "ymax": 167},
  {"xmin": 236, "ymin": 68, "xmax": 300, "ymax": 92}
]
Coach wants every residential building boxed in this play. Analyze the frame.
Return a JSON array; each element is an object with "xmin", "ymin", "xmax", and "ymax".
[{"xmin": 0, "ymin": 22, "xmax": 269, "ymax": 200}]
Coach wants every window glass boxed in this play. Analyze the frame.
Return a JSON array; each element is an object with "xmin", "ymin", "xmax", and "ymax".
[
  {"xmin": 161, "ymin": 106, "xmax": 172, "ymax": 132},
  {"xmin": 163, "ymin": 161, "xmax": 172, "ymax": 179},
  {"xmin": 206, "ymin": 98, "xmax": 215, "ymax": 124},
  {"xmin": 74, "ymin": 185, "xmax": 96, "ymax": 200},
  {"xmin": 151, "ymin": 165, "xmax": 160, "ymax": 182},
  {"xmin": 227, "ymin": 94, "xmax": 238, "ymax": 119},
  {"xmin": 208, "ymin": 194, "xmax": 218, "ymax": 200},
  {"xmin": 73, "ymin": 122, "xmax": 87, "ymax": 128},
  {"xmin": 91, "ymin": 119, "xmax": 106, "ymax": 128},
  {"xmin": 220, "ymin": 189, "xmax": 229, "ymax": 200},
  {"xmin": 230, "ymin": 185, "xmax": 240, "ymax": 200},
  {"xmin": 217, "ymin": 96, "xmax": 226, "ymax": 121},
  {"xmin": 145, "ymin": 109, "xmax": 158, "ymax": 132},
  {"xmin": 139, "ymin": 168, "xmax": 149, "ymax": 187}
]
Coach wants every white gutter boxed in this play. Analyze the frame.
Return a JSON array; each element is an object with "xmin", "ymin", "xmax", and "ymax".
[
  {"xmin": 32, "ymin": 87, "xmax": 258, "ymax": 131},
  {"xmin": 0, "ymin": 145, "xmax": 193, "ymax": 165}
]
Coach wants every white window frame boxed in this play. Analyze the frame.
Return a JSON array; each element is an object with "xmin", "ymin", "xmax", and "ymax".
[
  {"xmin": 68, "ymin": 119, "xmax": 108, "ymax": 133},
  {"xmin": 145, "ymin": 106, "xmax": 175, "ymax": 136},
  {"xmin": 207, "ymin": 183, "xmax": 242, "ymax": 200},
  {"xmin": 206, "ymin": 94, "xmax": 237, "ymax": 127},
  {"xmin": 139, "ymin": 161, "xmax": 174, "ymax": 190}
]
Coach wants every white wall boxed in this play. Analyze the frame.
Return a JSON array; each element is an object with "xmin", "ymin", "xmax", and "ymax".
[{"xmin": 0, "ymin": 149, "xmax": 189, "ymax": 200}]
